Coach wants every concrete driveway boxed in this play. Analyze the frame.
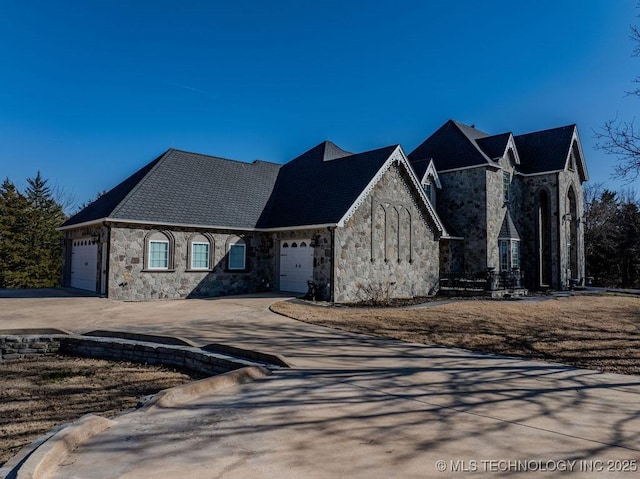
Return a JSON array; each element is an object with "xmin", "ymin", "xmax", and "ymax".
[{"xmin": 1, "ymin": 290, "xmax": 639, "ymax": 478}]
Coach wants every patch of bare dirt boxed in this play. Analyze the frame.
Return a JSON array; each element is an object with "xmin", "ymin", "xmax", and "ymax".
[
  {"xmin": 0, "ymin": 355, "xmax": 193, "ymax": 466},
  {"xmin": 271, "ymin": 293, "xmax": 640, "ymax": 375}
]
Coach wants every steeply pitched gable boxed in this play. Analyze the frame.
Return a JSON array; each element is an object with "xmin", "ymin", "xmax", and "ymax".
[{"xmin": 257, "ymin": 142, "xmax": 397, "ymax": 228}]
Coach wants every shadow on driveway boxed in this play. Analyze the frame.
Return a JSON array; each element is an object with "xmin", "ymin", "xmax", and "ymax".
[{"xmin": 0, "ymin": 288, "xmax": 99, "ymax": 299}]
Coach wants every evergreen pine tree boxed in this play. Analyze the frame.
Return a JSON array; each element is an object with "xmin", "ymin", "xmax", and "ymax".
[
  {"xmin": 24, "ymin": 172, "xmax": 66, "ymax": 287},
  {"xmin": 0, "ymin": 179, "xmax": 32, "ymax": 287}
]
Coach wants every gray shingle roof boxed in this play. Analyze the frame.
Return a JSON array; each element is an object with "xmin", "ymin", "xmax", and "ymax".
[
  {"xmin": 411, "ymin": 120, "xmax": 583, "ymax": 179},
  {"xmin": 62, "ymin": 149, "xmax": 282, "ymax": 229},
  {"xmin": 514, "ymin": 125, "xmax": 576, "ymax": 174},
  {"xmin": 476, "ymin": 133, "xmax": 511, "ymax": 160},
  {"xmin": 61, "ymin": 155, "xmax": 163, "ymax": 227},
  {"xmin": 62, "ymin": 142, "xmax": 409, "ymax": 231},
  {"xmin": 258, "ymin": 141, "xmax": 398, "ymax": 228},
  {"xmin": 408, "ymin": 120, "xmax": 490, "ymax": 174}
]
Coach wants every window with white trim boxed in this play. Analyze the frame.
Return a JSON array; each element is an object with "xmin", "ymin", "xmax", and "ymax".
[
  {"xmin": 499, "ymin": 239, "xmax": 520, "ymax": 271},
  {"xmin": 228, "ymin": 243, "xmax": 246, "ymax": 270},
  {"xmin": 149, "ymin": 240, "xmax": 169, "ymax": 269},
  {"xmin": 511, "ymin": 241, "xmax": 520, "ymax": 269},
  {"xmin": 191, "ymin": 242, "xmax": 210, "ymax": 270}
]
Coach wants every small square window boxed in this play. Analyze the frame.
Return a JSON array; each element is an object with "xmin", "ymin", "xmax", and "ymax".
[
  {"xmin": 149, "ymin": 241, "xmax": 169, "ymax": 269},
  {"xmin": 191, "ymin": 242, "xmax": 210, "ymax": 270},
  {"xmin": 228, "ymin": 244, "xmax": 246, "ymax": 270}
]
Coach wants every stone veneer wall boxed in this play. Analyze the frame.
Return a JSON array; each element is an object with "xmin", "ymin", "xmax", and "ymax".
[
  {"xmin": 516, "ymin": 173, "xmax": 560, "ymax": 289},
  {"xmin": 108, "ymin": 225, "xmax": 275, "ymax": 300},
  {"xmin": 514, "ymin": 168, "xmax": 584, "ymax": 290},
  {"xmin": 333, "ymin": 162, "xmax": 439, "ymax": 302},
  {"xmin": 437, "ymin": 167, "xmax": 489, "ymax": 273}
]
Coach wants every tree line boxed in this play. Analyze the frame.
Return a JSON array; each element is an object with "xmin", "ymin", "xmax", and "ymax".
[
  {"xmin": 0, "ymin": 173, "xmax": 66, "ymax": 288},
  {"xmin": 584, "ymin": 184, "xmax": 640, "ymax": 288}
]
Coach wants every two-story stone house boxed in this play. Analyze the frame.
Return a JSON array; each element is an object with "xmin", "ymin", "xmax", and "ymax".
[{"xmin": 60, "ymin": 119, "xmax": 588, "ymax": 300}]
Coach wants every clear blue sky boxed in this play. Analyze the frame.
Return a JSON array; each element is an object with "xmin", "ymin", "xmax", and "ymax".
[{"xmin": 1, "ymin": 0, "xmax": 638, "ymax": 207}]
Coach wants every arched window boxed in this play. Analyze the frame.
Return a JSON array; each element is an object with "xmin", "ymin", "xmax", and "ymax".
[
  {"xmin": 145, "ymin": 231, "xmax": 175, "ymax": 270},
  {"xmin": 188, "ymin": 233, "xmax": 213, "ymax": 270}
]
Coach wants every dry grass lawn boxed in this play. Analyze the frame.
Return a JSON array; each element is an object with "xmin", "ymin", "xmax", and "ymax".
[
  {"xmin": 0, "ymin": 355, "xmax": 193, "ymax": 467},
  {"xmin": 271, "ymin": 293, "xmax": 640, "ymax": 375}
]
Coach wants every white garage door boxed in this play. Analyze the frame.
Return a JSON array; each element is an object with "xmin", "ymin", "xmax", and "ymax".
[
  {"xmin": 71, "ymin": 238, "xmax": 98, "ymax": 292},
  {"xmin": 280, "ymin": 240, "xmax": 313, "ymax": 293}
]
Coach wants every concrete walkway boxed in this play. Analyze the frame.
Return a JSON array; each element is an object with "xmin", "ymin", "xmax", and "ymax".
[{"xmin": 1, "ymin": 292, "xmax": 640, "ymax": 478}]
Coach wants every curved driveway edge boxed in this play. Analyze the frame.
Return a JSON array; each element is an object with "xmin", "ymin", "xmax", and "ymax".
[
  {"xmin": 14, "ymin": 415, "xmax": 114, "ymax": 479},
  {"xmin": 4, "ymin": 366, "xmax": 270, "ymax": 479}
]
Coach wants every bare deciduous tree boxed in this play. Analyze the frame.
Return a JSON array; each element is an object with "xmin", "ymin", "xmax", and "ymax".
[{"xmin": 595, "ymin": 14, "xmax": 640, "ymax": 180}]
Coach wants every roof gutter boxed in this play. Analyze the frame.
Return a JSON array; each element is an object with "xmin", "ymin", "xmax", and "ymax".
[{"xmin": 58, "ymin": 217, "xmax": 339, "ymax": 233}]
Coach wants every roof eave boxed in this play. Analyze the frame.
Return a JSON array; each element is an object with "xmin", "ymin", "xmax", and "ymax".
[{"xmin": 60, "ymin": 217, "xmax": 339, "ymax": 233}]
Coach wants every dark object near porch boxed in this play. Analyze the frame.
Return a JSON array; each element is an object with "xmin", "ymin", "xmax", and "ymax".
[
  {"xmin": 439, "ymin": 269, "xmax": 526, "ymax": 297},
  {"xmin": 304, "ymin": 281, "xmax": 323, "ymax": 301}
]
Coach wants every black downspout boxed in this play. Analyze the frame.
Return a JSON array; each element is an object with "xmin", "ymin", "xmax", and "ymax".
[
  {"xmin": 104, "ymin": 222, "xmax": 111, "ymax": 298},
  {"xmin": 556, "ymin": 172, "xmax": 562, "ymax": 290},
  {"xmin": 329, "ymin": 226, "xmax": 335, "ymax": 303}
]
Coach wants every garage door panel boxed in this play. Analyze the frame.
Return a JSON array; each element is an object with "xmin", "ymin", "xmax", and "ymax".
[
  {"xmin": 280, "ymin": 240, "xmax": 313, "ymax": 293},
  {"xmin": 71, "ymin": 239, "xmax": 97, "ymax": 292}
]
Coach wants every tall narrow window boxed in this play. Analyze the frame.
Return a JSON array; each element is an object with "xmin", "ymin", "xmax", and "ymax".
[
  {"xmin": 499, "ymin": 240, "xmax": 509, "ymax": 271},
  {"xmin": 502, "ymin": 171, "xmax": 510, "ymax": 202},
  {"xmin": 228, "ymin": 244, "xmax": 246, "ymax": 270},
  {"xmin": 149, "ymin": 240, "xmax": 169, "ymax": 269},
  {"xmin": 511, "ymin": 241, "xmax": 520, "ymax": 269}
]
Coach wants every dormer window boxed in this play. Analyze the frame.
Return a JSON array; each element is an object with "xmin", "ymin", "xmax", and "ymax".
[
  {"xmin": 424, "ymin": 183, "xmax": 432, "ymax": 201},
  {"xmin": 423, "ymin": 179, "xmax": 436, "ymax": 207}
]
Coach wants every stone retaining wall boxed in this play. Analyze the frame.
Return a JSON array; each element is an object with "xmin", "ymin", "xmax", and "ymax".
[
  {"xmin": 0, "ymin": 333, "xmax": 271, "ymax": 377},
  {"xmin": 0, "ymin": 335, "xmax": 63, "ymax": 360}
]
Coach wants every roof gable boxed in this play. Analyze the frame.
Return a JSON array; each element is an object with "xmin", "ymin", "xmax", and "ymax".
[
  {"xmin": 514, "ymin": 125, "xmax": 577, "ymax": 175},
  {"xmin": 337, "ymin": 146, "xmax": 446, "ymax": 236},
  {"xmin": 419, "ymin": 159, "xmax": 442, "ymax": 188},
  {"xmin": 257, "ymin": 142, "xmax": 399, "ymax": 228}
]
